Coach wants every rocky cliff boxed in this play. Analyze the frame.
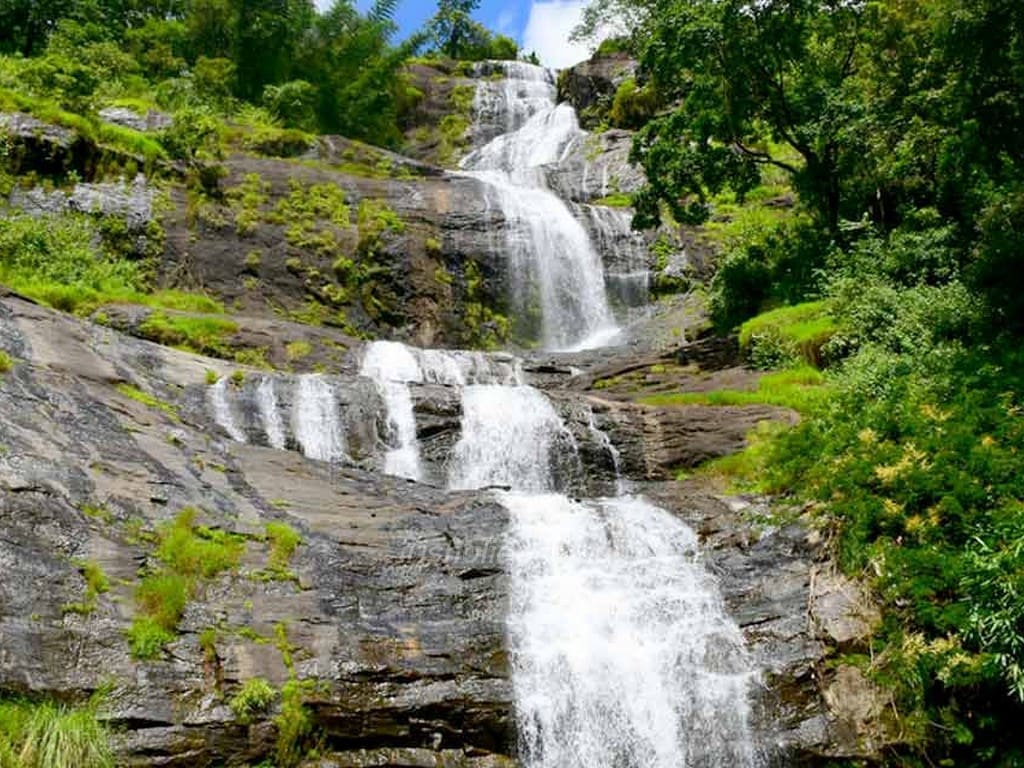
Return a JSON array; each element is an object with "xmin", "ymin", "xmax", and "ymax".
[{"xmin": 0, "ymin": 289, "xmax": 886, "ymax": 766}]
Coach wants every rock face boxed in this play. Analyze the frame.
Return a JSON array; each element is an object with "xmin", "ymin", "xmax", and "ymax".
[
  {"xmin": 0, "ymin": 291, "xmax": 884, "ymax": 766},
  {"xmin": 556, "ymin": 51, "xmax": 638, "ymax": 130}
]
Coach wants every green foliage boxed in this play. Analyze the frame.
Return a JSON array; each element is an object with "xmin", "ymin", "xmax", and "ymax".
[
  {"xmin": 62, "ymin": 560, "xmax": 110, "ymax": 616},
  {"xmin": 230, "ymin": 678, "xmax": 277, "ymax": 723},
  {"xmin": 137, "ymin": 312, "xmax": 239, "ymax": 358},
  {"xmin": 0, "ymin": 212, "xmax": 217, "ymax": 316},
  {"xmin": 264, "ymin": 522, "xmax": 301, "ymax": 575},
  {"xmin": 128, "ymin": 508, "xmax": 246, "ymax": 659},
  {"xmin": 0, "ymin": 351, "xmax": 12, "ymax": 375},
  {"xmin": 640, "ymin": 366, "xmax": 827, "ymax": 413},
  {"xmin": 0, "ymin": 696, "xmax": 113, "ymax": 768},
  {"xmin": 707, "ymin": 214, "xmax": 830, "ymax": 331},
  {"xmin": 115, "ymin": 383, "xmax": 179, "ymax": 420},
  {"xmin": 274, "ymin": 678, "xmax": 314, "ymax": 768},
  {"xmin": 739, "ymin": 302, "xmax": 837, "ymax": 369},
  {"xmin": 155, "ymin": 507, "xmax": 246, "ymax": 579},
  {"xmin": 608, "ymin": 78, "xmax": 659, "ymax": 130}
]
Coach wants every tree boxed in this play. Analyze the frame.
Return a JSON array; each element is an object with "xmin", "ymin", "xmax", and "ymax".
[
  {"xmin": 629, "ymin": 0, "xmax": 871, "ymax": 233},
  {"xmin": 428, "ymin": 0, "xmax": 479, "ymax": 59}
]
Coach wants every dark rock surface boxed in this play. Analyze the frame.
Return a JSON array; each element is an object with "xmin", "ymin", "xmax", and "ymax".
[
  {"xmin": 0, "ymin": 291, "xmax": 883, "ymax": 765},
  {"xmin": 556, "ymin": 52, "xmax": 638, "ymax": 130}
]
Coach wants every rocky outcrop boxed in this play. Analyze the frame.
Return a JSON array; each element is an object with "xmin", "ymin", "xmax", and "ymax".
[
  {"xmin": 0, "ymin": 291, "xmax": 886, "ymax": 765},
  {"xmin": 556, "ymin": 52, "xmax": 638, "ymax": 130},
  {"xmin": 0, "ymin": 291, "xmax": 513, "ymax": 766}
]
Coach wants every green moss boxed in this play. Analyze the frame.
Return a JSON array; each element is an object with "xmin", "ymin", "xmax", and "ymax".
[
  {"xmin": 205, "ymin": 369, "xmax": 219, "ymax": 385},
  {"xmin": 593, "ymin": 192, "xmax": 633, "ymax": 208},
  {"xmin": 115, "ymin": 383, "xmax": 179, "ymax": 420},
  {"xmin": 0, "ymin": 87, "xmax": 167, "ymax": 165},
  {"xmin": 285, "ymin": 340, "xmax": 312, "ymax": 361},
  {"xmin": 265, "ymin": 522, "xmax": 302, "ymax": 576},
  {"xmin": 0, "ymin": 350, "xmax": 13, "ymax": 374},
  {"xmin": 226, "ymin": 173, "xmax": 271, "ymax": 236},
  {"xmin": 138, "ymin": 311, "xmax": 239, "ymax": 358},
  {"xmin": 230, "ymin": 678, "xmax": 277, "ymax": 723},
  {"xmin": 639, "ymin": 366, "xmax": 827, "ymax": 413}
]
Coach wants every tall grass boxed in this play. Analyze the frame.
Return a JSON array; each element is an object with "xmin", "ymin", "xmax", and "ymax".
[{"xmin": 0, "ymin": 698, "xmax": 113, "ymax": 768}]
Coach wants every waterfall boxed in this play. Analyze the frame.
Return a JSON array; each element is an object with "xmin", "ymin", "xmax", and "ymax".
[
  {"xmin": 360, "ymin": 341, "xmax": 424, "ymax": 481},
  {"xmin": 460, "ymin": 61, "xmax": 619, "ymax": 351},
  {"xmin": 256, "ymin": 377, "xmax": 286, "ymax": 450},
  {"xmin": 445, "ymin": 369, "xmax": 758, "ymax": 767},
  {"xmin": 209, "ymin": 378, "xmax": 246, "ymax": 443},
  {"xmin": 448, "ymin": 385, "xmax": 576, "ymax": 492},
  {"xmin": 291, "ymin": 374, "xmax": 345, "ymax": 462},
  {"xmin": 585, "ymin": 404, "xmax": 627, "ymax": 494},
  {"xmin": 504, "ymin": 493, "xmax": 758, "ymax": 768}
]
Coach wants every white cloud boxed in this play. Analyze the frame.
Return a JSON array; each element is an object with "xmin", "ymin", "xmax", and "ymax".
[{"xmin": 521, "ymin": 0, "xmax": 593, "ymax": 69}]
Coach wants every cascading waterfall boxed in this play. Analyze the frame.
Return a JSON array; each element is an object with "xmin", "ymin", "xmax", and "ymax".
[
  {"xmin": 447, "ymin": 385, "xmax": 577, "ymax": 492},
  {"xmin": 209, "ymin": 377, "xmax": 246, "ymax": 443},
  {"xmin": 203, "ymin": 61, "xmax": 761, "ymax": 765},
  {"xmin": 504, "ymin": 493, "xmax": 758, "ymax": 768},
  {"xmin": 459, "ymin": 61, "xmax": 619, "ymax": 351},
  {"xmin": 291, "ymin": 374, "xmax": 345, "ymax": 462},
  {"xmin": 360, "ymin": 341, "xmax": 425, "ymax": 481},
  {"xmin": 256, "ymin": 377, "xmax": 286, "ymax": 450}
]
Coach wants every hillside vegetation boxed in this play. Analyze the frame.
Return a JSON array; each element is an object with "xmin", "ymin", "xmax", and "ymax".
[{"xmin": 589, "ymin": 0, "xmax": 1024, "ymax": 763}]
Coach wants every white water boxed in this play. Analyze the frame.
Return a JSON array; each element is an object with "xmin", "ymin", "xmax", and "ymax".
[
  {"xmin": 360, "ymin": 341, "xmax": 424, "ymax": 481},
  {"xmin": 291, "ymin": 374, "xmax": 345, "ymax": 462},
  {"xmin": 256, "ymin": 377, "xmax": 286, "ymax": 450},
  {"xmin": 209, "ymin": 378, "xmax": 246, "ymax": 443},
  {"xmin": 504, "ymin": 493, "xmax": 758, "ymax": 768},
  {"xmin": 446, "ymin": 374, "xmax": 758, "ymax": 767},
  {"xmin": 460, "ymin": 61, "xmax": 618, "ymax": 351},
  {"xmin": 448, "ymin": 384, "xmax": 574, "ymax": 492}
]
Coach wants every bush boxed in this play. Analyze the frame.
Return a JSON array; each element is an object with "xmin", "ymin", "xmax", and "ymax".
[
  {"xmin": 230, "ymin": 678, "xmax": 277, "ymax": 723},
  {"xmin": 265, "ymin": 522, "xmax": 302, "ymax": 574},
  {"xmin": 128, "ymin": 508, "xmax": 246, "ymax": 659},
  {"xmin": 263, "ymin": 81, "xmax": 318, "ymax": 132},
  {"xmin": 739, "ymin": 301, "xmax": 838, "ymax": 369},
  {"xmin": 609, "ymin": 78, "xmax": 659, "ymax": 130},
  {"xmin": 710, "ymin": 212, "xmax": 832, "ymax": 328}
]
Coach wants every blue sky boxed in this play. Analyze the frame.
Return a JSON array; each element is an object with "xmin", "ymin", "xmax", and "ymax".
[{"xmin": 314, "ymin": 0, "xmax": 594, "ymax": 68}]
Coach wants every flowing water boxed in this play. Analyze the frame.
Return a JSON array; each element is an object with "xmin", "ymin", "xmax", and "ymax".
[
  {"xmin": 207, "ymin": 59, "xmax": 760, "ymax": 767},
  {"xmin": 291, "ymin": 374, "xmax": 345, "ymax": 462},
  {"xmin": 460, "ymin": 62, "xmax": 619, "ymax": 351},
  {"xmin": 360, "ymin": 341, "xmax": 425, "ymax": 481}
]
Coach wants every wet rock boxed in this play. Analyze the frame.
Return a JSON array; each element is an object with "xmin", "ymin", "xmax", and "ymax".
[{"xmin": 98, "ymin": 107, "xmax": 173, "ymax": 133}]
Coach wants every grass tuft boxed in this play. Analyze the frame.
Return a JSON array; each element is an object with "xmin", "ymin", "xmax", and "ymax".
[
  {"xmin": 640, "ymin": 366, "xmax": 827, "ymax": 413},
  {"xmin": 0, "ymin": 697, "xmax": 113, "ymax": 768}
]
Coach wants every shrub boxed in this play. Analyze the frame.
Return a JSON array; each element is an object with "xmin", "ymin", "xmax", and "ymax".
[
  {"xmin": 609, "ymin": 78, "xmax": 659, "ymax": 130},
  {"xmin": 128, "ymin": 508, "xmax": 246, "ymax": 659},
  {"xmin": 265, "ymin": 522, "xmax": 302, "ymax": 574},
  {"xmin": 155, "ymin": 508, "xmax": 246, "ymax": 579},
  {"xmin": 739, "ymin": 301, "xmax": 838, "ymax": 369},
  {"xmin": 230, "ymin": 678, "xmax": 277, "ymax": 723}
]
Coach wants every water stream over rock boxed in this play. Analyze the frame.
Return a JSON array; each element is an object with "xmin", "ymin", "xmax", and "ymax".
[{"xmin": 204, "ymin": 59, "xmax": 761, "ymax": 767}]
